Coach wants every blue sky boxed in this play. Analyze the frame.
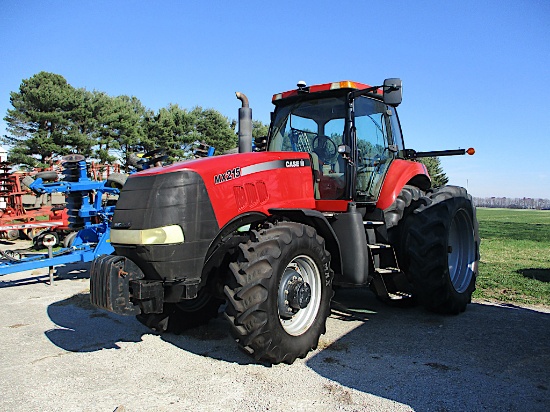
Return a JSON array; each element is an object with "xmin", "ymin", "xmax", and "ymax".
[{"xmin": 1, "ymin": 0, "xmax": 549, "ymax": 198}]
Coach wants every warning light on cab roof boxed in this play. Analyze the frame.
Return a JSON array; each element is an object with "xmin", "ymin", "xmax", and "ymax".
[{"xmin": 330, "ymin": 81, "xmax": 358, "ymax": 90}]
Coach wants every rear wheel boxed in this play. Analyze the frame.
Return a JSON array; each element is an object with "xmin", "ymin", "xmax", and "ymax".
[
  {"xmin": 384, "ymin": 185, "xmax": 426, "ymax": 272},
  {"xmin": 224, "ymin": 221, "xmax": 333, "ymax": 364},
  {"xmin": 375, "ymin": 185, "xmax": 425, "ymax": 305},
  {"xmin": 384, "ymin": 185, "xmax": 425, "ymax": 231},
  {"xmin": 406, "ymin": 186, "xmax": 480, "ymax": 314}
]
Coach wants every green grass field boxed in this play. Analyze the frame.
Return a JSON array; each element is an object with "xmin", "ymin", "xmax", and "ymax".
[{"xmin": 474, "ymin": 208, "xmax": 550, "ymax": 307}]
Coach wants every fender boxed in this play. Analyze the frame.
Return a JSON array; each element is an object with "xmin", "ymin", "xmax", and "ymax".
[{"xmin": 377, "ymin": 159, "xmax": 431, "ymax": 210}]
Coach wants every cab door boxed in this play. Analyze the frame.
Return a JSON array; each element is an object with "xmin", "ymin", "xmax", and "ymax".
[{"xmin": 353, "ymin": 96, "xmax": 395, "ymax": 201}]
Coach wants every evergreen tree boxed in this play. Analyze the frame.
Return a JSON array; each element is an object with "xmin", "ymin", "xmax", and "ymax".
[
  {"xmin": 3, "ymin": 72, "xmax": 79, "ymax": 166},
  {"xmin": 193, "ymin": 107, "xmax": 238, "ymax": 155},
  {"xmin": 3, "ymin": 72, "xmax": 242, "ymax": 168},
  {"xmin": 252, "ymin": 120, "xmax": 269, "ymax": 139},
  {"xmin": 418, "ymin": 157, "xmax": 449, "ymax": 187},
  {"xmin": 111, "ymin": 95, "xmax": 148, "ymax": 170},
  {"xmin": 66, "ymin": 87, "xmax": 96, "ymax": 158}
]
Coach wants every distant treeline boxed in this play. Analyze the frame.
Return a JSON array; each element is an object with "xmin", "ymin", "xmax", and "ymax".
[{"xmin": 473, "ymin": 197, "xmax": 550, "ymax": 210}]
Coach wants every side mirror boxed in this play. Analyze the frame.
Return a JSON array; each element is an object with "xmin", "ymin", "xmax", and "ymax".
[{"xmin": 383, "ymin": 78, "xmax": 402, "ymax": 107}]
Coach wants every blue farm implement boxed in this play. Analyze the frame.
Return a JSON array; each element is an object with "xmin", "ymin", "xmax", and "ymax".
[{"xmin": 0, "ymin": 155, "xmax": 122, "ymax": 280}]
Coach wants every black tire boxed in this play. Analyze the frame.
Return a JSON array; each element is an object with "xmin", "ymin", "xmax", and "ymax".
[
  {"xmin": 63, "ymin": 231, "xmax": 78, "ymax": 248},
  {"xmin": 33, "ymin": 231, "xmax": 59, "ymax": 249},
  {"xmin": 105, "ymin": 173, "xmax": 128, "ymax": 189},
  {"xmin": 35, "ymin": 171, "xmax": 58, "ymax": 182},
  {"xmin": 384, "ymin": 185, "xmax": 425, "ymax": 230},
  {"xmin": 26, "ymin": 227, "xmax": 45, "ymax": 241},
  {"xmin": 21, "ymin": 176, "xmax": 35, "ymax": 190},
  {"xmin": 406, "ymin": 186, "xmax": 480, "ymax": 314},
  {"xmin": 224, "ymin": 221, "xmax": 334, "ymax": 364},
  {"xmin": 5, "ymin": 229, "xmax": 19, "ymax": 241},
  {"xmin": 384, "ymin": 185, "xmax": 427, "ymax": 272},
  {"xmin": 369, "ymin": 185, "xmax": 427, "ymax": 306},
  {"xmin": 136, "ymin": 290, "xmax": 223, "ymax": 334}
]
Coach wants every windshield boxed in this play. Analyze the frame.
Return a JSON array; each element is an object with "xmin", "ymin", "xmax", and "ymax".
[{"xmin": 268, "ymin": 96, "xmax": 347, "ymax": 153}]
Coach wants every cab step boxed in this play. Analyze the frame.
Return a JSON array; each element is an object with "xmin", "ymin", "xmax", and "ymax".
[{"xmin": 366, "ymin": 241, "xmax": 413, "ymax": 302}]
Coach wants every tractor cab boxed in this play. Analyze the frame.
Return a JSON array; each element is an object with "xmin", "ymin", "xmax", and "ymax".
[{"xmin": 266, "ymin": 79, "xmax": 404, "ymax": 203}]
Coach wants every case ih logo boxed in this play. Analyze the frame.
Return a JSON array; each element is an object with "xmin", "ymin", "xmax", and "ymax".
[
  {"xmin": 214, "ymin": 167, "xmax": 241, "ymax": 184},
  {"xmin": 285, "ymin": 159, "xmax": 305, "ymax": 168}
]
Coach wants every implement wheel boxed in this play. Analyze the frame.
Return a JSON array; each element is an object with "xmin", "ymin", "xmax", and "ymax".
[
  {"xmin": 5, "ymin": 229, "xmax": 19, "ymax": 241},
  {"xmin": 224, "ymin": 221, "xmax": 333, "ymax": 364},
  {"xmin": 406, "ymin": 186, "xmax": 480, "ymax": 314},
  {"xmin": 106, "ymin": 173, "xmax": 128, "ymax": 189},
  {"xmin": 35, "ymin": 171, "xmax": 58, "ymax": 182}
]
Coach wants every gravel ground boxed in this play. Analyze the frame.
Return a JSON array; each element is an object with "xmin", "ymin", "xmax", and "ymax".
[{"xmin": 0, "ymin": 240, "xmax": 549, "ymax": 412}]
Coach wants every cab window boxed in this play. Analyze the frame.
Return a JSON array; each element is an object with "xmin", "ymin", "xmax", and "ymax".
[{"xmin": 354, "ymin": 96, "xmax": 394, "ymax": 200}]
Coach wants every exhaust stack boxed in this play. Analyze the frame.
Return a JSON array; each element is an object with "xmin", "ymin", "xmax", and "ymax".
[{"xmin": 236, "ymin": 92, "xmax": 252, "ymax": 153}]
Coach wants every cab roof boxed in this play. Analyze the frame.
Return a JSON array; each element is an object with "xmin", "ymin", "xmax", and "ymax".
[{"xmin": 272, "ymin": 80, "xmax": 383, "ymax": 103}]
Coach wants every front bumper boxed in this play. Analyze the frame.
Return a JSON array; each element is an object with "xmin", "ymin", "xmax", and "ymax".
[{"xmin": 90, "ymin": 255, "xmax": 201, "ymax": 315}]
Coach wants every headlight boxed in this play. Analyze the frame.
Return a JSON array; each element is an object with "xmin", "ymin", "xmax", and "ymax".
[{"xmin": 110, "ymin": 225, "xmax": 184, "ymax": 245}]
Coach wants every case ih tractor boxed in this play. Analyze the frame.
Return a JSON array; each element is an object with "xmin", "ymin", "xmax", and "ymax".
[{"xmin": 90, "ymin": 78, "xmax": 479, "ymax": 364}]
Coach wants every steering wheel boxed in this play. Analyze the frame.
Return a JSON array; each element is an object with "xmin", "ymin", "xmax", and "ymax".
[{"xmin": 312, "ymin": 135, "xmax": 337, "ymax": 164}]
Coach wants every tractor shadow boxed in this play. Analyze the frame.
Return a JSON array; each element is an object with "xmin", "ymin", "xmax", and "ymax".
[
  {"xmin": 518, "ymin": 268, "xmax": 550, "ymax": 282},
  {"xmin": 44, "ymin": 287, "xmax": 550, "ymax": 410},
  {"xmin": 44, "ymin": 291, "xmax": 255, "ymax": 364},
  {"xmin": 307, "ymin": 288, "xmax": 550, "ymax": 411}
]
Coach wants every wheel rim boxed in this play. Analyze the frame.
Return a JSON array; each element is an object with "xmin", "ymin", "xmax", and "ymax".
[
  {"xmin": 6, "ymin": 229, "xmax": 19, "ymax": 241},
  {"xmin": 278, "ymin": 255, "xmax": 321, "ymax": 336},
  {"xmin": 448, "ymin": 209, "xmax": 476, "ymax": 293}
]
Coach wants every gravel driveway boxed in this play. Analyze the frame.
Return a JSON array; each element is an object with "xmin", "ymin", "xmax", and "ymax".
[{"xmin": 0, "ymin": 241, "xmax": 548, "ymax": 412}]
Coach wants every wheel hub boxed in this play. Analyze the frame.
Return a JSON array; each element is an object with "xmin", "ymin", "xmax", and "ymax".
[{"xmin": 279, "ymin": 268, "xmax": 312, "ymax": 319}]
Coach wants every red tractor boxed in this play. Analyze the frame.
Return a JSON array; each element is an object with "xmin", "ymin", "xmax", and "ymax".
[{"xmin": 91, "ymin": 79, "xmax": 479, "ymax": 364}]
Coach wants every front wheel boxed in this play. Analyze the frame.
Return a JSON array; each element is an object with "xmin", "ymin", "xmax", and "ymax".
[
  {"xmin": 224, "ymin": 221, "xmax": 333, "ymax": 364},
  {"xmin": 136, "ymin": 290, "xmax": 223, "ymax": 334},
  {"xmin": 406, "ymin": 186, "xmax": 480, "ymax": 314}
]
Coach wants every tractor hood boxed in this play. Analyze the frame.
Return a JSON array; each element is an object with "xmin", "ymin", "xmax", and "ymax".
[{"xmin": 126, "ymin": 151, "xmax": 317, "ymax": 228}]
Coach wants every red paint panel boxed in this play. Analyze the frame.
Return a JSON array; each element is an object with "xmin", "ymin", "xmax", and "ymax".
[
  {"xmin": 315, "ymin": 200, "xmax": 349, "ymax": 212},
  {"xmin": 376, "ymin": 160, "xmax": 430, "ymax": 210},
  {"xmin": 133, "ymin": 152, "xmax": 316, "ymax": 228}
]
